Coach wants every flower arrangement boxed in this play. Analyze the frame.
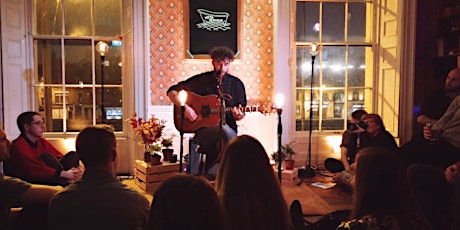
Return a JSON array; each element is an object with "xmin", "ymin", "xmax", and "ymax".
[{"xmin": 126, "ymin": 112, "xmax": 166, "ymax": 152}]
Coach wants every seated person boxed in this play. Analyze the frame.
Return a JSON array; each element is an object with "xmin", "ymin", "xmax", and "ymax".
[
  {"xmin": 324, "ymin": 109, "xmax": 368, "ymax": 173},
  {"xmin": 400, "ymin": 67, "xmax": 460, "ymax": 166},
  {"xmin": 166, "ymin": 46, "xmax": 246, "ymax": 176},
  {"xmin": 4, "ymin": 111, "xmax": 82, "ymax": 185},
  {"xmin": 358, "ymin": 113, "xmax": 398, "ymax": 151},
  {"xmin": 416, "ymin": 67, "xmax": 460, "ymax": 126},
  {"xmin": 402, "ymin": 95, "xmax": 460, "ymax": 169},
  {"xmin": 332, "ymin": 113, "xmax": 398, "ymax": 187},
  {"xmin": 48, "ymin": 125, "xmax": 150, "ymax": 230},
  {"xmin": 146, "ymin": 174, "xmax": 226, "ymax": 230},
  {"xmin": 0, "ymin": 128, "xmax": 62, "ymax": 230},
  {"xmin": 337, "ymin": 147, "xmax": 430, "ymax": 229},
  {"xmin": 407, "ymin": 101, "xmax": 460, "ymax": 229}
]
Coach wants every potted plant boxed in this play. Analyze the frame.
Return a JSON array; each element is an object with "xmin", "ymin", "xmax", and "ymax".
[
  {"xmin": 161, "ymin": 133, "xmax": 176, "ymax": 162},
  {"xmin": 272, "ymin": 141, "xmax": 296, "ymax": 170},
  {"xmin": 149, "ymin": 143, "xmax": 163, "ymax": 166},
  {"xmin": 272, "ymin": 151, "xmax": 287, "ymax": 166},
  {"xmin": 282, "ymin": 141, "xmax": 296, "ymax": 170}
]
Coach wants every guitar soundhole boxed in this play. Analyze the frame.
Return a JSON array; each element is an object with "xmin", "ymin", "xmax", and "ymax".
[{"xmin": 200, "ymin": 105, "xmax": 211, "ymax": 118}]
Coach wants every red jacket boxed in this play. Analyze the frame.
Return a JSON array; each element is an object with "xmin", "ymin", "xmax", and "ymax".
[{"xmin": 4, "ymin": 135, "xmax": 64, "ymax": 184}]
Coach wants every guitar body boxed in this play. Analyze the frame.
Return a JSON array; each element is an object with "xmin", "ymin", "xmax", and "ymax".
[{"xmin": 174, "ymin": 93, "xmax": 222, "ymax": 133}]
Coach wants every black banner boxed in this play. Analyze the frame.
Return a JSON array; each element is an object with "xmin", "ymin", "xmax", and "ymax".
[{"xmin": 186, "ymin": 0, "xmax": 239, "ymax": 58}]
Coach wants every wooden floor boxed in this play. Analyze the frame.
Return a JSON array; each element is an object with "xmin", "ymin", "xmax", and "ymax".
[
  {"xmin": 304, "ymin": 174, "xmax": 353, "ymax": 211},
  {"xmin": 296, "ymin": 172, "xmax": 353, "ymax": 222},
  {"xmin": 122, "ymin": 169, "xmax": 353, "ymax": 223}
]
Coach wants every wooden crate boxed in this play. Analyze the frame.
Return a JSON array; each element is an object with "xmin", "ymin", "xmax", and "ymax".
[
  {"xmin": 134, "ymin": 160, "xmax": 183, "ymax": 193},
  {"xmin": 274, "ymin": 168, "xmax": 298, "ymax": 186}
]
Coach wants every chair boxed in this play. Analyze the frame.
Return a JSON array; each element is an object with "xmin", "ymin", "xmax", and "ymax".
[
  {"xmin": 187, "ymin": 138, "xmax": 204, "ymax": 175},
  {"xmin": 187, "ymin": 138, "xmax": 218, "ymax": 180}
]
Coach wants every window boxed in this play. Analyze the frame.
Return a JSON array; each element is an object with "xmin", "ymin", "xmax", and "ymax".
[
  {"xmin": 32, "ymin": 0, "xmax": 123, "ymax": 133},
  {"xmin": 295, "ymin": 0, "xmax": 374, "ymax": 131}
]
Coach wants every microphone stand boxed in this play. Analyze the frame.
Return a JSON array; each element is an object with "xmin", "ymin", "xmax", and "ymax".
[
  {"xmin": 179, "ymin": 105, "xmax": 185, "ymax": 173},
  {"xmin": 297, "ymin": 53, "xmax": 317, "ymax": 186},
  {"xmin": 218, "ymin": 74, "xmax": 225, "ymax": 174},
  {"xmin": 277, "ymin": 108, "xmax": 283, "ymax": 182},
  {"xmin": 205, "ymin": 72, "xmax": 225, "ymax": 177},
  {"xmin": 100, "ymin": 55, "xmax": 105, "ymax": 124}
]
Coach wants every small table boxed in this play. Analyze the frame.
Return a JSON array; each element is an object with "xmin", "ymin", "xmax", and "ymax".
[
  {"xmin": 133, "ymin": 160, "xmax": 183, "ymax": 193},
  {"xmin": 273, "ymin": 167, "xmax": 299, "ymax": 186}
]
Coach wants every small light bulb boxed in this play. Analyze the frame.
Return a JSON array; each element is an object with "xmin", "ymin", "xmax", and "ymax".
[
  {"xmin": 275, "ymin": 93, "xmax": 285, "ymax": 109},
  {"xmin": 178, "ymin": 90, "xmax": 188, "ymax": 106}
]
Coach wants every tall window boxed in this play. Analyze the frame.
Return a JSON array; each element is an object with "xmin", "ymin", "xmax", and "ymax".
[
  {"xmin": 32, "ymin": 0, "xmax": 123, "ymax": 133},
  {"xmin": 295, "ymin": 0, "xmax": 374, "ymax": 131}
]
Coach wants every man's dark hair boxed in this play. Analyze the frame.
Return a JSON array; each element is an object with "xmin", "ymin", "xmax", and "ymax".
[
  {"xmin": 17, "ymin": 111, "xmax": 41, "ymax": 134},
  {"xmin": 209, "ymin": 46, "xmax": 235, "ymax": 61},
  {"xmin": 351, "ymin": 109, "xmax": 367, "ymax": 120},
  {"xmin": 76, "ymin": 124, "xmax": 116, "ymax": 167}
]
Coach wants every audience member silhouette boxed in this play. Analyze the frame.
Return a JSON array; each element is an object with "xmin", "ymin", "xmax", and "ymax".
[
  {"xmin": 402, "ymin": 94, "xmax": 460, "ymax": 169},
  {"xmin": 452, "ymin": 166, "xmax": 460, "ymax": 229},
  {"xmin": 146, "ymin": 174, "xmax": 226, "ymax": 230},
  {"xmin": 400, "ymin": 67, "xmax": 460, "ymax": 166},
  {"xmin": 407, "ymin": 158, "xmax": 460, "ymax": 229},
  {"xmin": 4, "ymin": 111, "xmax": 82, "ymax": 185},
  {"xmin": 215, "ymin": 135, "xmax": 291, "ymax": 230},
  {"xmin": 417, "ymin": 67, "xmax": 460, "ymax": 126},
  {"xmin": 48, "ymin": 125, "xmax": 150, "ymax": 230},
  {"xmin": 325, "ymin": 109, "xmax": 367, "ymax": 173},
  {"xmin": 0, "ymin": 128, "xmax": 62, "ymax": 230},
  {"xmin": 332, "ymin": 113, "xmax": 398, "ymax": 188},
  {"xmin": 337, "ymin": 147, "xmax": 430, "ymax": 229},
  {"xmin": 358, "ymin": 113, "xmax": 398, "ymax": 151}
]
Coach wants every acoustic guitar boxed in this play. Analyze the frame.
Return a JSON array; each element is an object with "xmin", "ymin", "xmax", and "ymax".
[{"xmin": 173, "ymin": 92, "xmax": 227, "ymax": 133}]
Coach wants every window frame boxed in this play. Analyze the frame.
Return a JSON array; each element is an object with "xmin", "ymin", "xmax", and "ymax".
[
  {"xmin": 29, "ymin": 1, "xmax": 128, "ymax": 137},
  {"xmin": 293, "ymin": 0, "xmax": 375, "ymax": 132}
]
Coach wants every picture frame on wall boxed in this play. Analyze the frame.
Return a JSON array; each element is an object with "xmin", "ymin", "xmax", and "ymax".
[{"xmin": 184, "ymin": 0, "xmax": 241, "ymax": 59}]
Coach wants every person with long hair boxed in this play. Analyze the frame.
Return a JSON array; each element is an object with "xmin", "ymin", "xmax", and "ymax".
[
  {"xmin": 337, "ymin": 147, "xmax": 430, "ymax": 229},
  {"xmin": 215, "ymin": 135, "xmax": 291, "ymax": 230},
  {"xmin": 146, "ymin": 174, "xmax": 226, "ymax": 230}
]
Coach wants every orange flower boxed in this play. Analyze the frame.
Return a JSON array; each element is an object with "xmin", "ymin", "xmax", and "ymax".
[{"xmin": 126, "ymin": 113, "xmax": 166, "ymax": 149}]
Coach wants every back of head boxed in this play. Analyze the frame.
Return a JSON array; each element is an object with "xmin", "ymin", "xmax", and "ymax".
[
  {"xmin": 215, "ymin": 135, "xmax": 290, "ymax": 230},
  {"xmin": 76, "ymin": 124, "xmax": 116, "ymax": 167},
  {"xmin": 351, "ymin": 109, "xmax": 367, "ymax": 120},
  {"xmin": 147, "ymin": 174, "xmax": 225, "ymax": 230},
  {"xmin": 352, "ymin": 147, "xmax": 409, "ymax": 222},
  {"xmin": 17, "ymin": 111, "xmax": 40, "ymax": 134},
  {"xmin": 209, "ymin": 46, "xmax": 235, "ymax": 61}
]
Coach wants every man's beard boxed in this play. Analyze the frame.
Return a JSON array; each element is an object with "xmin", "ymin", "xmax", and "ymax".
[{"xmin": 445, "ymin": 85, "xmax": 460, "ymax": 93}]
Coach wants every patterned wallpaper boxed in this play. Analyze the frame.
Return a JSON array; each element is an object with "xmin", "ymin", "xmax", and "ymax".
[{"xmin": 149, "ymin": 0, "xmax": 275, "ymax": 108}]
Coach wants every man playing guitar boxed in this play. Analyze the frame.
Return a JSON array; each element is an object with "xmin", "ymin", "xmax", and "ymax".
[{"xmin": 167, "ymin": 46, "xmax": 246, "ymax": 176}]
